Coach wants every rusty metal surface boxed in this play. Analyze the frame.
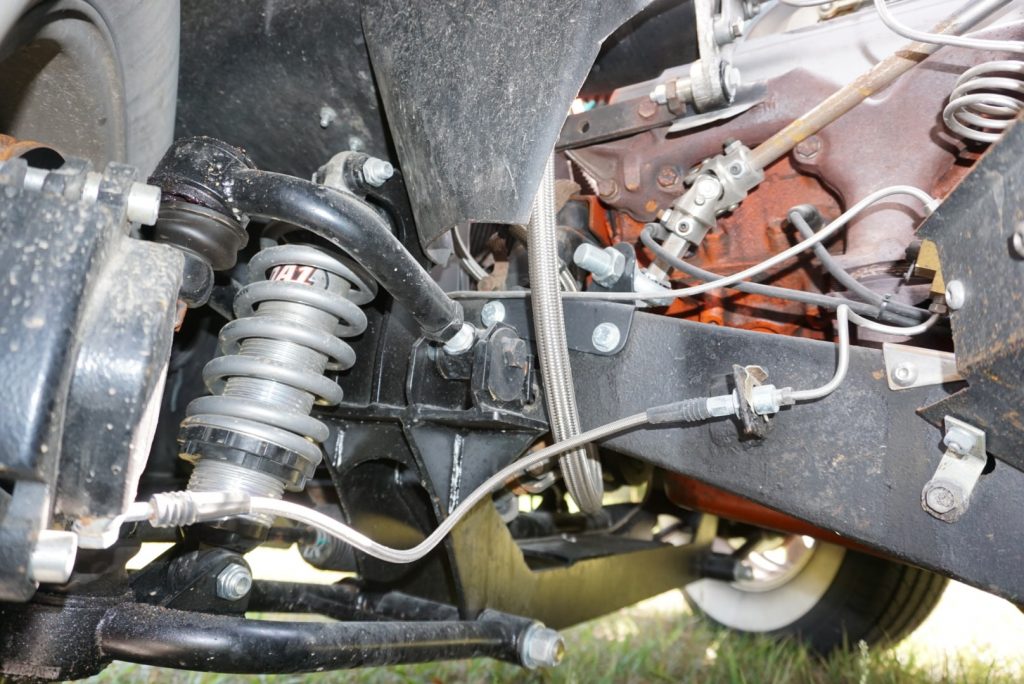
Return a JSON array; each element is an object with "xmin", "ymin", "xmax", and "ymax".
[
  {"xmin": 573, "ymin": 25, "xmax": 1022, "ymax": 271},
  {"xmin": 591, "ymin": 157, "xmax": 837, "ymax": 339},
  {"xmin": 569, "ymin": 69, "xmax": 837, "ymax": 224},
  {"xmin": 0, "ymin": 134, "xmax": 61, "ymax": 165},
  {"xmin": 918, "ymin": 120, "xmax": 1024, "ymax": 470},
  {"xmin": 571, "ymin": 40, "xmax": 1016, "ymax": 337},
  {"xmin": 746, "ymin": 0, "xmax": 1008, "ymax": 171}
]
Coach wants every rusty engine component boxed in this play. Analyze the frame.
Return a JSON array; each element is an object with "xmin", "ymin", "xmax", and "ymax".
[{"xmin": 570, "ymin": 35, "xmax": 998, "ymax": 337}]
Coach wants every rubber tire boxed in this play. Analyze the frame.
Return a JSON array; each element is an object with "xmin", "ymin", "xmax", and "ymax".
[
  {"xmin": 686, "ymin": 545, "xmax": 948, "ymax": 655},
  {"xmin": 0, "ymin": 0, "xmax": 179, "ymax": 174}
]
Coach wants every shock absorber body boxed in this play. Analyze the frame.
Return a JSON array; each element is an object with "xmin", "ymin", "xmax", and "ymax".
[{"xmin": 180, "ymin": 244, "xmax": 377, "ymax": 522}]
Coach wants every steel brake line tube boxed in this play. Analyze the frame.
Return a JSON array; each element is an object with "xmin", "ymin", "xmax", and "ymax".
[
  {"xmin": 872, "ymin": 0, "xmax": 1024, "ymax": 54},
  {"xmin": 129, "ymin": 403, "xmax": 719, "ymax": 564},
  {"xmin": 788, "ymin": 304, "xmax": 851, "ymax": 402}
]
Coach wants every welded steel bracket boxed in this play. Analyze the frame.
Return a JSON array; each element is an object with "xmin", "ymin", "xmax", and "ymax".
[
  {"xmin": 921, "ymin": 417, "xmax": 987, "ymax": 524},
  {"xmin": 883, "ymin": 343, "xmax": 963, "ymax": 391}
]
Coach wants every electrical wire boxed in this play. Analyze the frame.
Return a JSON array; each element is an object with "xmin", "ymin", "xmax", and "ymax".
[
  {"xmin": 786, "ymin": 209, "xmax": 930, "ymax": 322},
  {"xmin": 847, "ymin": 308, "xmax": 940, "ymax": 335},
  {"xmin": 658, "ymin": 186, "xmax": 938, "ymax": 299},
  {"xmin": 451, "ymin": 226, "xmax": 489, "ymax": 282},
  {"xmin": 638, "ymin": 226, "xmax": 926, "ymax": 325},
  {"xmin": 872, "ymin": 0, "xmax": 1024, "ymax": 54}
]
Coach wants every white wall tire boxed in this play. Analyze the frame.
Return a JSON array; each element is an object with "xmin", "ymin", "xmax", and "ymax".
[
  {"xmin": 685, "ymin": 541, "xmax": 846, "ymax": 633},
  {"xmin": 684, "ymin": 531, "xmax": 948, "ymax": 654}
]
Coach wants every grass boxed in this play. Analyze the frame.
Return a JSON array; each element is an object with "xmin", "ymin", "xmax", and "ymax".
[{"xmin": 83, "ymin": 577, "xmax": 1024, "ymax": 684}]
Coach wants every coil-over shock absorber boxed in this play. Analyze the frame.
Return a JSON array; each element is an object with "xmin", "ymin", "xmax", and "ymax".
[
  {"xmin": 149, "ymin": 136, "xmax": 467, "ymax": 537},
  {"xmin": 180, "ymin": 243, "xmax": 377, "ymax": 520}
]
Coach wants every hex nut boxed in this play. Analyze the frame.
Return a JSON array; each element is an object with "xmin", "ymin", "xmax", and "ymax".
[
  {"xmin": 126, "ymin": 182, "xmax": 162, "ymax": 226},
  {"xmin": 442, "ymin": 322, "xmax": 476, "ymax": 355},
  {"xmin": 362, "ymin": 157, "xmax": 395, "ymax": 187},
  {"xmin": 28, "ymin": 530, "xmax": 77, "ymax": 584},
  {"xmin": 943, "ymin": 425, "xmax": 977, "ymax": 456},
  {"xmin": 520, "ymin": 624, "xmax": 566, "ymax": 669},
  {"xmin": 215, "ymin": 563, "xmax": 252, "ymax": 601}
]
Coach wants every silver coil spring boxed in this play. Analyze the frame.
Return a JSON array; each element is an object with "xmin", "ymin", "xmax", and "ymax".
[
  {"xmin": 184, "ymin": 243, "xmax": 377, "ymax": 500},
  {"xmin": 944, "ymin": 60, "xmax": 1024, "ymax": 144}
]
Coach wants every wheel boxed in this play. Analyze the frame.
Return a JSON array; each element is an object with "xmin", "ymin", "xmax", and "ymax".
[
  {"xmin": 684, "ymin": 532, "xmax": 948, "ymax": 654},
  {"xmin": 0, "ymin": 0, "xmax": 179, "ymax": 174}
]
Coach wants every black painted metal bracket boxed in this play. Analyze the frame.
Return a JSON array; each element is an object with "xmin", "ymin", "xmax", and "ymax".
[{"xmin": 571, "ymin": 312, "xmax": 1024, "ymax": 603}]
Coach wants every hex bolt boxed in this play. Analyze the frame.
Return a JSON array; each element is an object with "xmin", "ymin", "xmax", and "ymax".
[
  {"xmin": 215, "ymin": 563, "xmax": 253, "ymax": 601},
  {"xmin": 362, "ymin": 157, "xmax": 395, "ymax": 187},
  {"xmin": 591, "ymin": 322, "xmax": 621, "ymax": 353},
  {"xmin": 597, "ymin": 179, "xmax": 619, "ymax": 198},
  {"xmin": 480, "ymin": 301, "xmax": 506, "ymax": 327},
  {"xmin": 924, "ymin": 484, "xmax": 958, "ymax": 515},
  {"xmin": 657, "ymin": 165, "xmax": 680, "ymax": 188},
  {"xmin": 318, "ymin": 106, "xmax": 338, "ymax": 129},
  {"xmin": 945, "ymin": 280, "xmax": 966, "ymax": 310},
  {"xmin": 891, "ymin": 361, "xmax": 918, "ymax": 387},
  {"xmin": 520, "ymin": 624, "xmax": 566, "ymax": 669},
  {"xmin": 794, "ymin": 136, "xmax": 823, "ymax": 161},
  {"xmin": 573, "ymin": 244, "xmax": 624, "ymax": 287},
  {"xmin": 637, "ymin": 99, "xmax": 659, "ymax": 119},
  {"xmin": 1012, "ymin": 222, "xmax": 1024, "ymax": 258},
  {"xmin": 574, "ymin": 243, "xmax": 613, "ymax": 278}
]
